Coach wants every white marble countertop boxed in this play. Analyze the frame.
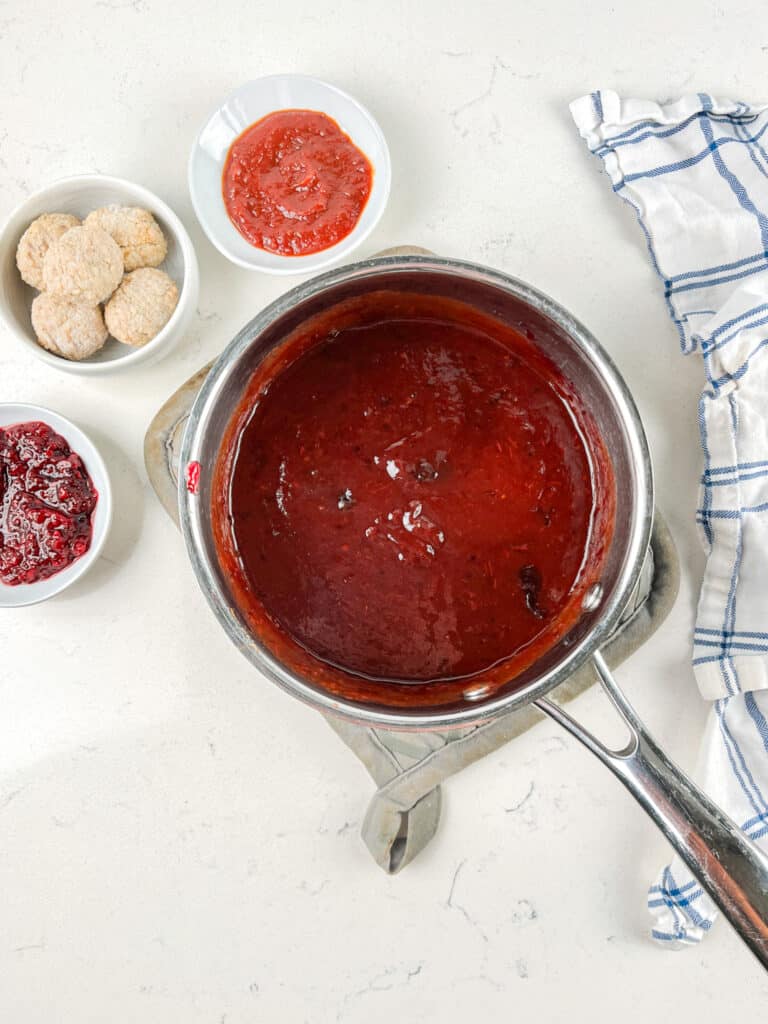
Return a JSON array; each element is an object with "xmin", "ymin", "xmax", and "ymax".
[{"xmin": 2, "ymin": 1, "xmax": 768, "ymax": 1020}]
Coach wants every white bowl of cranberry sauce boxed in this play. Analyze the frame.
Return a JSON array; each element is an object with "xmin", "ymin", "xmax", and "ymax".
[{"xmin": 0, "ymin": 404, "xmax": 112, "ymax": 607}]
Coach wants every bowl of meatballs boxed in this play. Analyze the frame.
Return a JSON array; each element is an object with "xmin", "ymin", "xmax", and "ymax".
[{"xmin": 0, "ymin": 175, "xmax": 199, "ymax": 374}]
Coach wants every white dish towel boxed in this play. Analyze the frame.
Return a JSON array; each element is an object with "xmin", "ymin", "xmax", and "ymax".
[{"xmin": 571, "ymin": 91, "xmax": 768, "ymax": 947}]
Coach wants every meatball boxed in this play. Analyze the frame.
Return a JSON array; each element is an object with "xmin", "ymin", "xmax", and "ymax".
[
  {"xmin": 84, "ymin": 205, "xmax": 167, "ymax": 272},
  {"xmin": 42, "ymin": 225, "xmax": 124, "ymax": 304},
  {"xmin": 31, "ymin": 293, "xmax": 108, "ymax": 361},
  {"xmin": 16, "ymin": 213, "xmax": 80, "ymax": 290},
  {"xmin": 104, "ymin": 267, "xmax": 178, "ymax": 347}
]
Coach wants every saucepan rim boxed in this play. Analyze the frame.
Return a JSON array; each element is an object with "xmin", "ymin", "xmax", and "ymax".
[{"xmin": 179, "ymin": 254, "xmax": 654, "ymax": 730}]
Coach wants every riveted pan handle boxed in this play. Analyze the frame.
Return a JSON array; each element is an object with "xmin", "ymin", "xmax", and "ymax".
[{"xmin": 535, "ymin": 651, "xmax": 768, "ymax": 969}]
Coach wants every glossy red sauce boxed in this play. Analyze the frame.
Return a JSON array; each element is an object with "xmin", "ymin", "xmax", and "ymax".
[
  {"xmin": 222, "ymin": 109, "xmax": 373, "ymax": 256},
  {"xmin": 0, "ymin": 421, "xmax": 97, "ymax": 586},
  {"xmin": 213, "ymin": 293, "xmax": 615, "ymax": 707}
]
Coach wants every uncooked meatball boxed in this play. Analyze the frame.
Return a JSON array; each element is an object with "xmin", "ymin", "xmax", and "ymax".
[
  {"xmin": 42, "ymin": 225, "xmax": 123, "ymax": 304},
  {"xmin": 31, "ymin": 293, "xmax": 108, "ymax": 360},
  {"xmin": 104, "ymin": 267, "xmax": 179, "ymax": 347},
  {"xmin": 84, "ymin": 205, "xmax": 167, "ymax": 272},
  {"xmin": 16, "ymin": 213, "xmax": 80, "ymax": 289}
]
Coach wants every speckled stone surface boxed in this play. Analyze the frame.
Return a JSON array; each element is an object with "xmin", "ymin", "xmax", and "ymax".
[{"xmin": 3, "ymin": 2, "xmax": 768, "ymax": 1020}]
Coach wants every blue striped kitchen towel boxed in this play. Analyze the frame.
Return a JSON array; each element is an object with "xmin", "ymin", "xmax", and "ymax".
[{"xmin": 571, "ymin": 91, "xmax": 768, "ymax": 947}]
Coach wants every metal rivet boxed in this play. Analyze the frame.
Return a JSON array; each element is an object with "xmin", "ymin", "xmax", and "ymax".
[{"xmin": 582, "ymin": 583, "xmax": 603, "ymax": 611}]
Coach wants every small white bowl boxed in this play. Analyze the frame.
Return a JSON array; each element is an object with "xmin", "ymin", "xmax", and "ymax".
[
  {"xmin": 0, "ymin": 175, "xmax": 200, "ymax": 375},
  {"xmin": 0, "ymin": 404, "xmax": 112, "ymax": 607},
  {"xmin": 189, "ymin": 74, "xmax": 391, "ymax": 275}
]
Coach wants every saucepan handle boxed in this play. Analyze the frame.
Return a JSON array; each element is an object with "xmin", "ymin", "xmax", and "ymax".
[{"xmin": 534, "ymin": 651, "xmax": 768, "ymax": 968}]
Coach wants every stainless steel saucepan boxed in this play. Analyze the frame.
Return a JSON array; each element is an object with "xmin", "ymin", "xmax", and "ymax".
[{"xmin": 179, "ymin": 255, "xmax": 768, "ymax": 966}]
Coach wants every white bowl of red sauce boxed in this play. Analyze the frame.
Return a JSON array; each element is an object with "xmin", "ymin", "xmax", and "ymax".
[
  {"xmin": 189, "ymin": 75, "xmax": 391, "ymax": 274},
  {"xmin": 0, "ymin": 404, "xmax": 112, "ymax": 607}
]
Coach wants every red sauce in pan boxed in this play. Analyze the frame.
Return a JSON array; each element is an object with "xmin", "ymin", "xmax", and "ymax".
[
  {"xmin": 222, "ymin": 109, "xmax": 373, "ymax": 256},
  {"xmin": 0, "ymin": 421, "xmax": 97, "ymax": 586},
  {"xmin": 213, "ymin": 293, "xmax": 615, "ymax": 707}
]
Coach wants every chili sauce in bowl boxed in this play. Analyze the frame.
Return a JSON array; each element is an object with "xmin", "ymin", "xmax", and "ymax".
[
  {"xmin": 189, "ymin": 75, "xmax": 391, "ymax": 275},
  {"xmin": 222, "ymin": 109, "xmax": 373, "ymax": 257}
]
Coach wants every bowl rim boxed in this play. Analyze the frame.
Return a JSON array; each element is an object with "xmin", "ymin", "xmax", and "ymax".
[
  {"xmin": 188, "ymin": 73, "xmax": 392, "ymax": 275},
  {"xmin": 0, "ymin": 173, "xmax": 199, "ymax": 376},
  {"xmin": 0, "ymin": 402, "xmax": 113, "ymax": 607}
]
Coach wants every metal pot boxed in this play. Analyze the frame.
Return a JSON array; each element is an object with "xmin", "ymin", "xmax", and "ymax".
[{"xmin": 179, "ymin": 254, "xmax": 768, "ymax": 966}]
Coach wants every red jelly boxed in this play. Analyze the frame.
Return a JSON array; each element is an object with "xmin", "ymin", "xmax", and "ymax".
[
  {"xmin": 213, "ymin": 293, "xmax": 615, "ymax": 707},
  {"xmin": 0, "ymin": 421, "xmax": 98, "ymax": 586}
]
